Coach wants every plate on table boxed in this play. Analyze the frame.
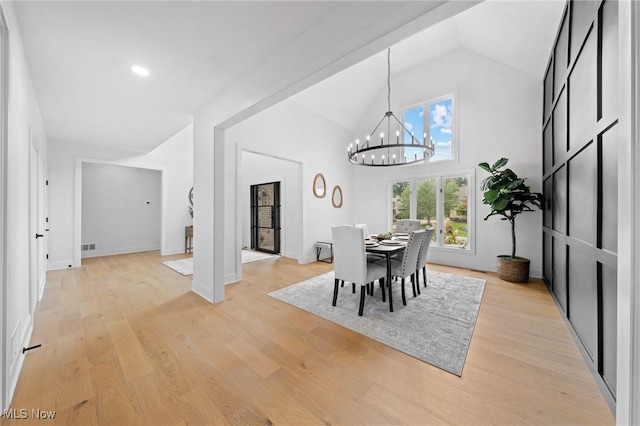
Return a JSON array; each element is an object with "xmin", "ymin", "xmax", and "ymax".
[
  {"xmin": 380, "ymin": 239, "xmax": 404, "ymax": 246},
  {"xmin": 395, "ymin": 235, "xmax": 410, "ymax": 241},
  {"xmin": 365, "ymin": 241, "xmax": 379, "ymax": 248},
  {"xmin": 394, "ymin": 233, "xmax": 409, "ymax": 237}
]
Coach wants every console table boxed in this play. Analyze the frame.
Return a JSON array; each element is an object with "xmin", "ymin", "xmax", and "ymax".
[{"xmin": 185, "ymin": 226, "xmax": 193, "ymax": 253}]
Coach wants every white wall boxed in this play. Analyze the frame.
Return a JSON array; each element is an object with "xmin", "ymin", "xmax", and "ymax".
[
  {"xmin": 1, "ymin": 1, "xmax": 48, "ymax": 409},
  {"xmin": 351, "ymin": 48, "xmax": 544, "ymax": 277},
  {"xmin": 224, "ymin": 100, "xmax": 353, "ymax": 282},
  {"xmin": 241, "ymin": 151, "xmax": 301, "ymax": 259},
  {"xmin": 47, "ymin": 124, "xmax": 193, "ymax": 269},
  {"xmin": 81, "ymin": 163, "xmax": 161, "ymax": 258}
]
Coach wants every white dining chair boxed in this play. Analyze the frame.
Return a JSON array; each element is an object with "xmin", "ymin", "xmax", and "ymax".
[
  {"xmin": 354, "ymin": 223, "xmax": 371, "ymax": 239},
  {"xmin": 395, "ymin": 219, "xmax": 421, "ymax": 233},
  {"xmin": 415, "ymin": 228, "xmax": 435, "ymax": 294},
  {"xmin": 355, "ymin": 223, "xmax": 385, "ymax": 263},
  {"xmin": 389, "ymin": 230, "xmax": 426, "ymax": 307},
  {"xmin": 332, "ymin": 225, "xmax": 386, "ymax": 316}
]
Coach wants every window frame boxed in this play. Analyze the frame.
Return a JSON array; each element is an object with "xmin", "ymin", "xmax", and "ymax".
[
  {"xmin": 402, "ymin": 91, "xmax": 458, "ymax": 164},
  {"xmin": 389, "ymin": 168, "xmax": 475, "ymax": 254}
]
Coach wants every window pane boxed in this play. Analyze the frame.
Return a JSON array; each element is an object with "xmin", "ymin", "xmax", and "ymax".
[
  {"xmin": 416, "ymin": 179, "xmax": 437, "ymax": 242},
  {"xmin": 443, "ymin": 176, "xmax": 468, "ymax": 248},
  {"xmin": 403, "ymin": 106, "xmax": 424, "ymax": 162},
  {"xmin": 403, "ymin": 106, "xmax": 424, "ymax": 142},
  {"xmin": 392, "ymin": 181, "xmax": 410, "ymax": 231},
  {"xmin": 430, "ymin": 97, "xmax": 453, "ymax": 161}
]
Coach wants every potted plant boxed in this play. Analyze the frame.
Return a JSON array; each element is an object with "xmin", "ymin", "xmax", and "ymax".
[{"xmin": 479, "ymin": 158, "xmax": 545, "ymax": 283}]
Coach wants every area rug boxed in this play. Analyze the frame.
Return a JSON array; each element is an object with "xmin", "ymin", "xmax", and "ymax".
[
  {"xmin": 162, "ymin": 258, "xmax": 193, "ymax": 275},
  {"xmin": 162, "ymin": 250, "xmax": 278, "ymax": 276},
  {"xmin": 267, "ymin": 270, "xmax": 485, "ymax": 376},
  {"xmin": 241, "ymin": 249, "xmax": 278, "ymax": 264}
]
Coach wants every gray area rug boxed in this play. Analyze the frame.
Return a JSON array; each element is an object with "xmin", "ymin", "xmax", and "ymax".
[
  {"xmin": 162, "ymin": 258, "xmax": 193, "ymax": 275},
  {"xmin": 162, "ymin": 250, "xmax": 278, "ymax": 276},
  {"xmin": 241, "ymin": 250, "xmax": 278, "ymax": 264},
  {"xmin": 268, "ymin": 270, "xmax": 485, "ymax": 376}
]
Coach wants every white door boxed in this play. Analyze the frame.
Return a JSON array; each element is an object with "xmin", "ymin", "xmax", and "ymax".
[
  {"xmin": 29, "ymin": 136, "xmax": 45, "ymax": 313},
  {"xmin": 37, "ymin": 155, "xmax": 46, "ymax": 297}
]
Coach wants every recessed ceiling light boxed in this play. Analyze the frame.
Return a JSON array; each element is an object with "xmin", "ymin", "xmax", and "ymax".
[{"xmin": 131, "ymin": 65, "xmax": 150, "ymax": 77}]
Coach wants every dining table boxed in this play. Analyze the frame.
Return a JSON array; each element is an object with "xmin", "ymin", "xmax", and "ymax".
[{"xmin": 365, "ymin": 238, "xmax": 406, "ymax": 312}]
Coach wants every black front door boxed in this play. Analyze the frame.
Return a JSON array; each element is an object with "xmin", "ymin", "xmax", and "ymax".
[{"xmin": 250, "ymin": 182, "xmax": 280, "ymax": 254}]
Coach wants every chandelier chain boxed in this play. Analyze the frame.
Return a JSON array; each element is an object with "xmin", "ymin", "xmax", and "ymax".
[{"xmin": 387, "ymin": 48, "xmax": 391, "ymax": 112}]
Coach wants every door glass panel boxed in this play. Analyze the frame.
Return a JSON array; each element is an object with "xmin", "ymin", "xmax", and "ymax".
[
  {"xmin": 258, "ymin": 184, "xmax": 274, "ymax": 206},
  {"xmin": 258, "ymin": 228, "xmax": 274, "ymax": 252},
  {"xmin": 258, "ymin": 206, "xmax": 272, "ymax": 228}
]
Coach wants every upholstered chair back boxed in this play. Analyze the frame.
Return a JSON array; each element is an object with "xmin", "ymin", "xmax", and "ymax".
[
  {"xmin": 354, "ymin": 223, "xmax": 370, "ymax": 240},
  {"xmin": 396, "ymin": 230, "xmax": 426, "ymax": 277},
  {"xmin": 395, "ymin": 219, "xmax": 421, "ymax": 233},
  {"xmin": 331, "ymin": 225, "xmax": 366, "ymax": 285},
  {"xmin": 417, "ymin": 228, "xmax": 435, "ymax": 269}
]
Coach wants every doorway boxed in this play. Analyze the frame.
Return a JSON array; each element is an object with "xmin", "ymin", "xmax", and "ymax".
[
  {"xmin": 80, "ymin": 162, "xmax": 161, "ymax": 260},
  {"xmin": 250, "ymin": 181, "xmax": 280, "ymax": 254}
]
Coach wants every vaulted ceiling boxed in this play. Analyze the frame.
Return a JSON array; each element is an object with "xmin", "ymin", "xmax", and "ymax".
[
  {"xmin": 290, "ymin": 0, "xmax": 565, "ymax": 131},
  {"xmin": 13, "ymin": 1, "xmax": 564, "ymax": 154}
]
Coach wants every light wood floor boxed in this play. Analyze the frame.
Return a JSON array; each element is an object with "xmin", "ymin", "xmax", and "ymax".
[{"xmin": 4, "ymin": 251, "xmax": 614, "ymax": 425}]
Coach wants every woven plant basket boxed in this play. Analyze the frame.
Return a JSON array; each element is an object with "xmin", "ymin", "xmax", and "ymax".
[{"xmin": 496, "ymin": 255, "xmax": 530, "ymax": 283}]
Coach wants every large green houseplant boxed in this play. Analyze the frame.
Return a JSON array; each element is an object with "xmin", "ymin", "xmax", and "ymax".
[{"xmin": 479, "ymin": 158, "xmax": 545, "ymax": 282}]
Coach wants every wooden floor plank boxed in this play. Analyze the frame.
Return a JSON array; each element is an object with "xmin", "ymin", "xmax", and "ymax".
[
  {"xmin": 106, "ymin": 320, "xmax": 154, "ymax": 381},
  {"xmin": 225, "ymin": 339, "xmax": 280, "ymax": 379},
  {"xmin": 3, "ymin": 250, "xmax": 614, "ymax": 425},
  {"xmin": 89, "ymin": 359, "xmax": 143, "ymax": 425}
]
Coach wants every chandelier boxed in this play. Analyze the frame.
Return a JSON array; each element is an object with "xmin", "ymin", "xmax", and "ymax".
[{"xmin": 347, "ymin": 48, "xmax": 434, "ymax": 167}]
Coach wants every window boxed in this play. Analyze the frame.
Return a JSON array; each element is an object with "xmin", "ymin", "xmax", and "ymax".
[
  {"xmin": 403, "ymin": 94, "xmax": 455, "ymax": 163},
  {"xmin": 442, "ymin": 176, "xmax": 468, "ymax": 248},
  {"xmin": 391, "ymin": 172, "xmax": 472, "ymax": 251},
  {"xmin": 416, "ymin": 178, "xmax": 437, "ymax": 242},
  {"xmin": 392, "ymin": 181, "xmax": 410, "ymax": 222},
  {"xmin": 403, "ymin": 106, "xmax": 424, "ymax": 162}
]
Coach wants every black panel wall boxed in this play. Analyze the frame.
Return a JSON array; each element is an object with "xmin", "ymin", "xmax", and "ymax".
[{"xmin": 542, "ymin": 0, "xmax": 617, "ymax": 403}]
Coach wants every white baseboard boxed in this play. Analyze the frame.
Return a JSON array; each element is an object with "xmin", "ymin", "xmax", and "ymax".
[
  {"xmin": 82, "ymin": 245, "xmax": 160, "ymax": 258},
  {"xmin": 161, "ymin": 247, "xmax": 188, "ymax": 256},
  {"xmin": 529, "ymin": 268, "xmax": 543, "ymax": 279},
  {"xmin": 191, "ymin": 279, "xmax": 213, "ymax": 303},
  {"xmin": 38, "ymin": 276, "xmax": 46, "ymax": 301},
  {"xmin": 300, "ymin": 253, "xmax": 317, "ymax": 264},
  {"xmin": 47, "ymin": 260, "xmax": 75, "ymax": 271},
  {"xmin": 281, "ymin": 250, "xmax": 298, "ymax": 260}
]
